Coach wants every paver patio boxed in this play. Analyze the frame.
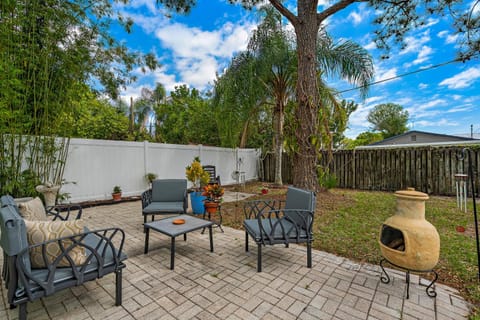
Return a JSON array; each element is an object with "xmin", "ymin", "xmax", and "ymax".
[{"xmin": 0, "ymin": 199, "xmax": 471, "ymax": 319}]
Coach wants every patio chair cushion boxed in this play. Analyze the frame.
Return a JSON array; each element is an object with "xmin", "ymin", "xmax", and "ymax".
[
  {"xmin": 25, "ymin": 220, "xmax": 87, "ymax": 268},
  {"xmin": 244, "ymin": 218, "xmax": 307, "ymax": 242},
  {"xmin": 26, "ymin": 232, "xmax": 128, "ymax": 291},
  {"xmin": 151, "ymin": 179, "xmax": 187, "ymax": 202},
  {"xmin": 284, "ymin": 187, "xmax": 316, "ymax": 228},
  {"xmin": 143, "ymin": 202, "xmax": 184, "ymax": 214},
  {"xmin": 0, "ymin": 204, "xmax": 30, "ymax": 256},
  {"xmin": 18, "ymin": 197, "xmax": 48, "ymax": 221}
]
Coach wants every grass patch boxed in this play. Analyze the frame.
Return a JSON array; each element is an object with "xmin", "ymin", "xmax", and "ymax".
[{"xmin": 222, "ymin": 182, "xmax": 480, "ymax": 316}]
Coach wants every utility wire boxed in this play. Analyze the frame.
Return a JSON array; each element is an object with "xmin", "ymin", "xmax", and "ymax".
[{"xmin": 338, "ymin": 55, "xmax": 478, "ymax": 94}]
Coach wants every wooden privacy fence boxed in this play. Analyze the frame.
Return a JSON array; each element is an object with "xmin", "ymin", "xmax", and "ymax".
[{"xmin": 262, "ymin": 145, "xmax": 480, "ymax": 196}]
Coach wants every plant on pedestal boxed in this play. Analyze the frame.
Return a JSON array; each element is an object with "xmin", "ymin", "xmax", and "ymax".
[{"xmin": 202, "ymin": 184, "xmax": 224, "ymax": 214}]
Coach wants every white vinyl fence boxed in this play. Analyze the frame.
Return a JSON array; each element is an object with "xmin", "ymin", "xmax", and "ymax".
[{"xmin": 61, "ymin": 138, "xmax": 261, "ymax": 203}]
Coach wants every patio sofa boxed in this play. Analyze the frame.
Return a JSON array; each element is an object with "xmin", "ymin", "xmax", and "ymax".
[{"xmin": 0, "ymin": 195, "xmax": 127, "ymax": 320}]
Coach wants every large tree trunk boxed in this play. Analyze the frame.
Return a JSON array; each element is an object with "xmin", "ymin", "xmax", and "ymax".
[{"xmin": 292, "ymin": 2, "xmax": 320, "ymax": 191}]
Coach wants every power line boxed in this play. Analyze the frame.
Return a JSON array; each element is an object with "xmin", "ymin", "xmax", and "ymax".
[{"xmin": 338, "ymin": 55, "xmax": 477, "ymax": 94}]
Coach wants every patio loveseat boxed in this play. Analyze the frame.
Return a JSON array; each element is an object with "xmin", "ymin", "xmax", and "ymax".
[{"xmin": 0, "ymin": 195, "xmax": 127, "ymax": 320}]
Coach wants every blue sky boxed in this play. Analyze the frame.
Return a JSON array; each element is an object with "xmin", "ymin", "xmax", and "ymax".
[{"xmin": 114, "ymin": 0, "xmax": 479, "ymax": 139}]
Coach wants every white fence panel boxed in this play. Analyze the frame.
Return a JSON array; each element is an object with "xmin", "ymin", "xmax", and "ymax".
[{"xmin": 61, "ymin": 138, "xmax": 260, "ymax": 203}]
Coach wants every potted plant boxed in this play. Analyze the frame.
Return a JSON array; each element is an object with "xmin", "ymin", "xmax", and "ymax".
[
  {"xmin": 145, "ymin": 173, "xmax": 157, "ymax": 188},
  {"xmin": 202, "ymin": 184, "xmax": 224, "ymax": 214},
  {"xmin": 112, "ymin": 185, "xmax": 122, "ymax": 201},
  {"xmin": 185, "ymin": 157, "xmax": 210, "ymax": 214},
  {"xmin": 35, "ymin": 181, "xmax": 61, "ymax": 207}
]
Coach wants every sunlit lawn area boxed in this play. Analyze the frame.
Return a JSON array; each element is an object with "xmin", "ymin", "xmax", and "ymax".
[{"xmin": 222, "ymin": 183, "xmax": 480, "ymax": 317}]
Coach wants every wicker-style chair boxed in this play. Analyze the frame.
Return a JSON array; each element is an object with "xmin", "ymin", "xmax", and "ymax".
[
  {"xmin": 202, "ymin": 165, "xmax": 221, "ymax": 185},
  {"xmin": 141, "ymin": 179, "xmax": 187, "ymax": 226},
  {"xmin": 243, "ymin": 186, "xmax": 316, "ymax": 272},
  {"xmin": 0, "ymin": 195, "xmax": 126, "ymax": 320}
]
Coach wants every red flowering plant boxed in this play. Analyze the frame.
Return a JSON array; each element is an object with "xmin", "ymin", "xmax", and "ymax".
[{"xmin": 202, "ymin": 184, "xmax": 224, "ymax": 203}]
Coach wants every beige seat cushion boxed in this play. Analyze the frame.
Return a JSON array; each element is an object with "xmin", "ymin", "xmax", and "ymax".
[
  {"xmin": 18, "ymin": 197, "xmax": 48, "ymax": 221},
  {"xmin": 25, "ymin": 220, "xmax": 87, "ymax": 268}
]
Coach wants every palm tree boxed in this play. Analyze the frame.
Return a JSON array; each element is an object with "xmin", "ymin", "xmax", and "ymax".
[
  {"xmin": 134, "ymin": 83, "xmax": 166, "ymax": 136},
  {"xmin": 213, "ymin": 5, "xmax": 374, "ymax": 186}
]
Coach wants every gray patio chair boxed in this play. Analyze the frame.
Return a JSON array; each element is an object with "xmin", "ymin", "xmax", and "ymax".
[
  {"xmin": 243, "ymin": 186, "xmax": 316, "ymax": 272},
  {"xmin": 202, "ymin": 165, "xmax": 221, "ymax": 185},
  {"xmin": 141, "ymin": 179, "xmax": 188, "ymax": 226},
  {"xmin": 0, "ymin": 195, "xmax": 126, "ymax": 320}
]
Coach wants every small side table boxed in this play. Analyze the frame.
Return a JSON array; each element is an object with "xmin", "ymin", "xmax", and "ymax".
[{"xmin": 144, "ymin": 215, "xmax": 214, "ymax": 270}]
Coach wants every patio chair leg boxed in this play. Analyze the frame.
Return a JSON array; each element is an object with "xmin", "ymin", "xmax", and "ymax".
[
  {"xmin": 18, "ymin": 302, "xmax": 26, "ymax": 320},
  {"xmin": 257, "ymin": 244, "xmax": 262, "ymax": 272},
  {"xmin": 245, "ymin": 232, "xmax": 249, "ymax": 252},
  {"xmin": 115, "ymin": 268, "xmax": 123, "ymax": 306},
  {"xmin": 307, "ymin": 242, "xmax": 312, "ymax": 268}
]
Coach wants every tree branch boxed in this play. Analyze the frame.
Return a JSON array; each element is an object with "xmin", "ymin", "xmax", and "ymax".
[
  {"xmin": 317, "ymin": 0, "xmax": 366, "ymax": 24},
  {"xmin": 269, "ymin": 0, "xmax": 298, "ymax": 26}
]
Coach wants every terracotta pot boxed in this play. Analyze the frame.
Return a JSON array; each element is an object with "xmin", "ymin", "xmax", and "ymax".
[
  {"xmin": 112, "ymin": 193, "xmax": 122, "ymax": 201},
  {"xmin": 456, "ymin": 226, "xmax": 465, "ymax": 233},
  {"xmin": 204, "ymin": 201, "xmax": 219, "ymax": 214}
]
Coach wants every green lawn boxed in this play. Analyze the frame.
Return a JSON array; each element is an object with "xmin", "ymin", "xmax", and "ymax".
[{"xmin": 222, "ymin": 186, "xmax": 480, "ymax": 317}]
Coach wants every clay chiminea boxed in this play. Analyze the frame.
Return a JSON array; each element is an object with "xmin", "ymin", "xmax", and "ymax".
[{"xmin": 379, "ymin": 188, "xmax": 440, "ymax": 271}]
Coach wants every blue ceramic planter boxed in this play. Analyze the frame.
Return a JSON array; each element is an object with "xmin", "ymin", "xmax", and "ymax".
[{"xmin": 190, "ymin": 191, "xmax": 206, "ymax": 214}]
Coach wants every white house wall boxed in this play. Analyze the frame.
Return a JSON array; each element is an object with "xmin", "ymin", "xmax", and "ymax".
[{"xmin": 61, "ymin": 138, "xmax": 261, "ymax": 203}]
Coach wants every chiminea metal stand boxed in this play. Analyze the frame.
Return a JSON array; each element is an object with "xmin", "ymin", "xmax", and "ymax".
[{"xmin": 379, "ymin": 258, "xmax": 438, "ymax": 299}]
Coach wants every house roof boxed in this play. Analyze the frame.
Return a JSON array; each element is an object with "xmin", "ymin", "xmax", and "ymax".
[{"xmin": 369, "ymin": 130, "xmax": 478, "ymax": 146}]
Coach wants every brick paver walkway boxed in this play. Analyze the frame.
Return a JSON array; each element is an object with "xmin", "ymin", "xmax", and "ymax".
[{"xmin": 1, "ymin": 201, "xmax": 471, "ymax": 319}]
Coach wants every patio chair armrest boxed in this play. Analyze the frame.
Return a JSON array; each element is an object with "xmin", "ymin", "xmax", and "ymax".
[
  {"xmin": 16, "ymin": 227, "xmax": 126, "ymax": 299},
  {"xmin": 141, "ymin": 189, "xmax": 152, "ymax": 209},
  {"xmin": 243, "ymin": 199, "xmax": 282, "ymax": 219},
  {"xmin": 278, "ymin": 209, "xmax": 314, "ymax": 232},
  {"xmin": 46, "ymin": 204, "xmax": 83, "ymax": 221}
]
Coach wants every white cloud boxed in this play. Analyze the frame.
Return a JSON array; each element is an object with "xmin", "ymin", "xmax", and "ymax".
[
  {"xmin": 439, "ymin": 67, "xmax": 480, "ymax": 89},
  {"xmin": 447, "ymin": 105, "xmax": 473, "ymax": 113},
  {"xmin": 412, "ymin": 46, "xmax": 433, "ymax": 65},
  {"xmin": 363, "ymin": 41, "xmax": 377, "ymax": 50},
  {"xmin": 152, "ymin": 21, "xmax": 255, "ymax": 90},
  {"xmin": 118, "ymin": 0, "xmax": 159, "ymax": 14},
  {"xmin": 375, "ymin": 65, "xmax": 398, "ymax": 83},
  {"xmin": 418, "ymin": 83, "xmax": 428, "ymax": 89},
  {"xmin": 437, "ymin": 30, "xmax": 459, "ymax": 45},
  {"xmin": 364, "ymin": 96, "xmax": 383, "ymax": 105},
  {"xmin": 415, "ymin": 118, "xmax": 459, "ymax": 127},
  {"xmin": 348, "ymin": 11, "xmax": 363, "ymax": 26},
  {"xmin": 400, "ymin": 31, "xmax": 431, "ymax": 55},
  {"xmin": 406, "ymin": 99, "xmax": 448, "ymax": 120},
  {"xmin": 176, "ymin": 56, "xmax": 219, "ymax": 89},
  {"xmin": 419, "ymin": 18, "xmax": 439, "ymax": 30},
  {"xmin": 119, "ymin": 66, "xmax": 185, "ymax": 101}
]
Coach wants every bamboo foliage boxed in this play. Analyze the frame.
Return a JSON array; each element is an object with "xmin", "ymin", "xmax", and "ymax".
[{"xmin": 0, "ymin": 0, "xmax": 156, "ymax": 197}]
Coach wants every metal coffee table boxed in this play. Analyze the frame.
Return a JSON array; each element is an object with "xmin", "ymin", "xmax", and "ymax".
[{"xmin": 144, "ymin": 214, "xmax": 214, "ymax": 270}]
